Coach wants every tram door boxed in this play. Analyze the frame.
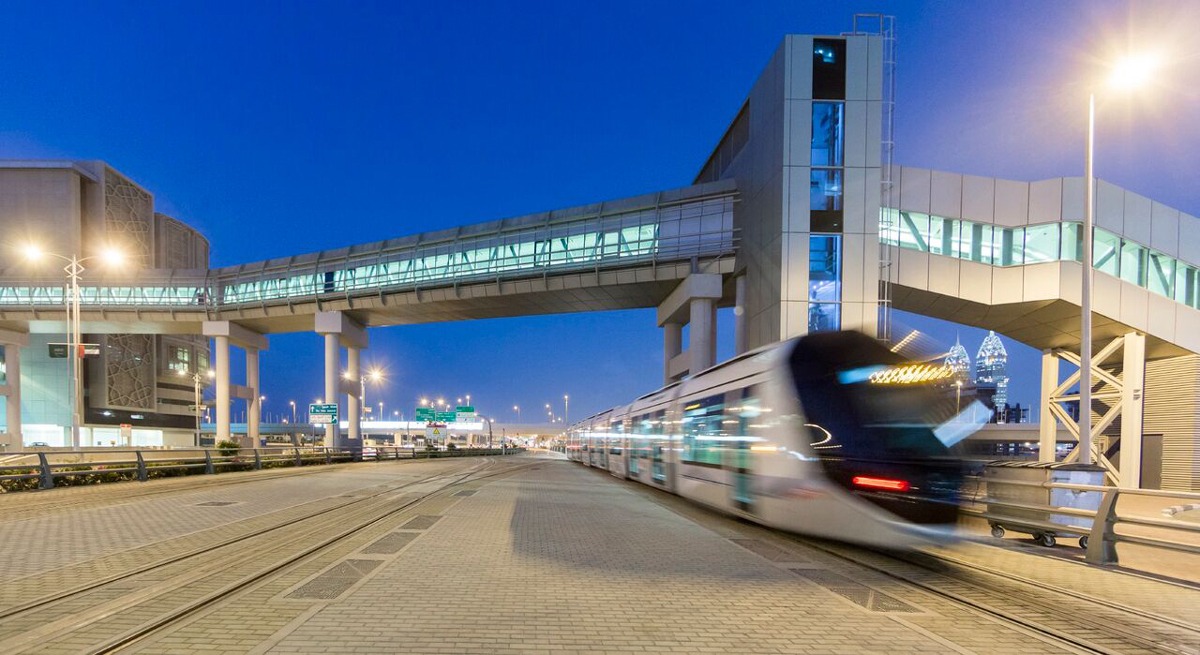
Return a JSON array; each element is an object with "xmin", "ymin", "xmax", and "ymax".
[
  {"xmin": 730, "ymin": 388, "xmax": 758, "ymax": 513},
  {"xmin": 650, "ymin": 409, "xmax": 668, "ymax": 485}
]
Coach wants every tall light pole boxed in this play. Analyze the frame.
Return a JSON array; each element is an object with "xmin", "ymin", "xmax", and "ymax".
[
  {"xmin": 179, "ymin": 368, "xmax": 214, "ymax": 447},
  {"xmin": 290, "ymin": 400, "xmax": 296, "ymax": 425},
  {"xmin": 513, "ymin": 405, "xmax": 521, "ymax": 423},
  {"xmin": 23, "ymin": 244, "xmax": 123, "ymax": 448},
  {"xmin": 564, "ymin": 394, "xmax": 569, "ymax": 425},
  {"xmin": 1078, "ymin": 53, "xmax": 1160, "ymax": 466}
]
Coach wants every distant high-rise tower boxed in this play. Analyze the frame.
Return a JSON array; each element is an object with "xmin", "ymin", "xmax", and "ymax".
[
  {"xmin": 944, "ymin": 336, "xmax": 971, "ymax": 385},
  {"xmin": 975, "ymin": 331, "xmax": 1009, "ymax": 408}
]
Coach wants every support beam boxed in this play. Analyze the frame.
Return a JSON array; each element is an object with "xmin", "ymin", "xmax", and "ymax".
[
  {"xmin": 247, "ymin": 347, "xmax": 260, "ymax": 443},
  {"xmin": 1039, "ymin": 350, "xmax": 1058, "ymax": 462},
  {"xmin": 663, "ymin": 323, "xmax": 682, "ymax": 386},
  {"xmin": 323, "ymin": 332, "xmax": 339, "ymax": 448},
  {"xmin": 214, "ymin": 335, "xmax": 231, "ymax": 443},
  {"xmin": 690, "ymin": 298, "xmax": 715, "ymax": 373},
  {"xmin": 1120, "ymin": 333, "xmax": 1146, "ymax": 489},
  {"xmin": 658, "ymin": 274, "xmax": 722, "ymax": 382},
  {"xmin": 347, "ymin": 346, "xmax": 361, "ymax": 445}
]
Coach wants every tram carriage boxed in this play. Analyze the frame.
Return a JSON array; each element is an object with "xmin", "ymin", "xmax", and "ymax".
[{"xmin": 567, "ymin": 331, "xmax": 971, "ymax": 549}]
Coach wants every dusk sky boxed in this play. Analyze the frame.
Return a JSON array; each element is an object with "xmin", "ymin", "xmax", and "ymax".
[{"xmin": 2, "ymin": 1, "xmax": 1197, "ymax": 425}]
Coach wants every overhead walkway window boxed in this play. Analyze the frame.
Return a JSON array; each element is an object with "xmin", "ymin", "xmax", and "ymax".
[{"xmin": 880, "ymin": 208, "xmax": 1200, "ymax": 311}]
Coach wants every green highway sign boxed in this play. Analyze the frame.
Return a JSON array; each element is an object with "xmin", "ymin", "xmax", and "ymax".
[
  {"xmin": 309, "ymin": 403, "xmax": 338, "ymax": 425},
  {"xmin": 455, "ymin": 406, "xmax": 474, "ymax": 413},
  {"xmin": 435, "ymin": 411, "xmax": 457, "ymax": 423},
  {"xmin": 414, "ymin": 407, "xmax": 435, "ymax": 421}
]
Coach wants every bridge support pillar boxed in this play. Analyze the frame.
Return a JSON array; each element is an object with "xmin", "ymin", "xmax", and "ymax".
[
  {"xmin": 315, "ymin": 311, "xmax": 368, "ymax": 450},
  {"xmin": 203, "ymin": 322, "xmax": 269, "ymax": 447},
  {"xmin": 1039, "ymin": 350, "xmax": 1059, "ymax": 463},
  {"xmin": 0, "ymin": 329, "xmax": 29, "ymax": 448},
  {"xmin": 347, "ymin": 346, "xmax": 361, "ymax": 445},
  {"xmin": 1041, "ymin": 331, "xmax": 1146, "ymax": 487},
  {"xmin": 657, "ymin": 274, "xmax": 722, "ymax": 383}
]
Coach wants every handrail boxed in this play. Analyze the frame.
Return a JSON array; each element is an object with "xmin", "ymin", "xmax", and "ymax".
[
  {"xmin": 964, "ymin": 474, "xmax": 1200, "ymax": 566},
  {"xmin": 0, "ymin": 446, "xmax": 524, "ymax": 493}
]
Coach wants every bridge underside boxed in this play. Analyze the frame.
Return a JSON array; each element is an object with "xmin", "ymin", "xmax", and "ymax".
[{"xmin": 891, "ymin": 285, "xmax": 1192, "ymax": 360}]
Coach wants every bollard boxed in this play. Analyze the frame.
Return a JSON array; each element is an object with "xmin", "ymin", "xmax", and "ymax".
[
  {"xmin": 204, "ymin": 450, "xmax": 215, "ymax": 475},
  {"xmin": 37, "ymin": 453, "xmax": 54, "ymax": 490},
  {"xmin": 136, "ymin": 452, "xmax": 148, "ymax": 482}
]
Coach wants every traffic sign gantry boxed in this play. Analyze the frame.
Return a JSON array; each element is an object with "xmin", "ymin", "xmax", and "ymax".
[{"xmin": 309, "ymin": 403, "xmax": 338, "ymax": 425}]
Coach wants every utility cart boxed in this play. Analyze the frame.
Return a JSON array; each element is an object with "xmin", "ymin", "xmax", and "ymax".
[{"xmin": 984, "ymin": 461, "xmax": 1105, "ymax": 548}]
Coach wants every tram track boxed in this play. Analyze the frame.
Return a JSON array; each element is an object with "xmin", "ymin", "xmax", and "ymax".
[{"xmin": 0, "ymin": 456, "xmax": 539, "ymax": 654}]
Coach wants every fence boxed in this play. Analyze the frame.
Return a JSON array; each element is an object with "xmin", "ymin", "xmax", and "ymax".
[
  {"xmin": 963, "ymin": 473, "xmax": 1200, "ymax": 565},
  {"xmin": 0, "ymin": 446, "xmax": 523, "ymax": 493}
]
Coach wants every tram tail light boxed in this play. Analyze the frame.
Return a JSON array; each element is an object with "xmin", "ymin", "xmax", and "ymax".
[{"xmin": 852, "ymin": 475, "xmax": 910, "ymax": 492}]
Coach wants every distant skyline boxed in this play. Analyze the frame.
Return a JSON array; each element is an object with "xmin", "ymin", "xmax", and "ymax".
[{"xmin": 2, "ymin": 1, "xmax": 1197, "ymax": 423}]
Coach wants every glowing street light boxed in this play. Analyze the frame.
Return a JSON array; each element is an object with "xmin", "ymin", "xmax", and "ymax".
[
  {"xmin": 23, "ymin": 243, "xmax": 124, "ymax": 447},
  {"xmin": 513, "ymin": 405, "xmax": 521, "ymax": 422},
  {"xmin": 1078, "ymin": 52, "xmax": 1162, "ymax": 466},
  {"xmin": 178, "ymin": 368, "xmax": 215, "ymax": 447}
]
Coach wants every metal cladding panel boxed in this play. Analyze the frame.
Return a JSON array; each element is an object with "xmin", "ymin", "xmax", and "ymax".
[
  {"xmin": 785, "ymin": 100, "xmax": 812, "ymax": 167},
  {"xmin": 898, "ymin": 166, "xmax": 931, "ymax": 214},
  {"xmin": 844, "ymin": 101, "xmax": 868, "ymax": 168},
  {"xmin": 1150, "ymin": 202, "xmax": 1181, "ymax": 258},
  {"xmin": 993, "ymin": 179, "xmax": 1030, "ymax": 227},
  {"xmin": 961, "ymin": 175, "xmax": 995, "ymax": 224},
  {"xmin": 842, "ymin": 167, "xmax": 867, "ymax": 234},
  {"xmin": 895, "ymin": 246, "xmax": 929, "ymax": 292},
  {"xmin": 1092, "ymin": 271, "xmax": 1122, "ymax": 320},
  {"xmin": 1144, "ymin": 355, "xmax": 1200, "ymax": 491},
  {"xmin": 991, "ymin": 266, "xmax": 1024, "ymax": 305},
  {"xmin": 1061, "ymin": 177, "xmax": 1086, "ymax": 222},
  {"xmin": 1029, "ymin": 178, "xmax": 1063, "ymax": 224},
  {"xmin": 1180, "ymin": 212, "xmax": 1200, "ymax": 266},
  {"xmin": 926, "ymin": 252, "xmax": 961, "ymax": 299},
  {"xmin": 1122, "ymin": 191, "xmax": 1153, "ymax": 247},
  {"xmin": 957, "ymin": 260, "xmax": 993, "ymax": 305},
  {"xmin": 1095, "ymin": 180, "xmax": 1125, "ymax": 234},
  {"xmin": 1146, "ymin": 293, "xmax": 1178, "ymax": 345},
  {"xmin": 1021, "ymin": 262, "xmax": 1062, "ymax": 302},
  {"xmin": 930, "ymin": 170, "xmax": 963, "ymax": 219},
  {"xmin": 1119, "ymin": 284, "xmax": 1150, "ymax": 331}
]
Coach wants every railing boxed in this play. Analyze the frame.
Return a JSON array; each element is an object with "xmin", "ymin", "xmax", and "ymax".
[
  {"xmin": 961, "ymin": 474, "xmax": 1200, "ymax": 565},
  {"xmin": 0, "ymin": 446, "xmax": 524, "ymax": 492}
]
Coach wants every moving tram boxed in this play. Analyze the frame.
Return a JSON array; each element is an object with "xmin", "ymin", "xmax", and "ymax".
[{"xmin": 567, "ymin": 331, "xmax": 974, "ymax": 549}]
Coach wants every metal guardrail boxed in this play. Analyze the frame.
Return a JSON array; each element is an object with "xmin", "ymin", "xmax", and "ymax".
[
  {"xmin": 0, "ymin": 446, "xmax": 524, "ymax": 492},
  {"xmin": 963, "ymin": 475, "xmax": 1200, "ymax": 565}
]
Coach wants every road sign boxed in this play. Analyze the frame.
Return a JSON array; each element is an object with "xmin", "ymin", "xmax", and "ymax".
[
  {"xmin": 47, "ymin": 343, "xmax": 100, "ymax": 358},
  {"xmin": 48, "ymin": 343, "xmax": 68, "ymax": 358},
  {"xmin": 455, "ymin": 406, "xmax": 474, "ymax": 414},
  {"xmin": 414, "ymin": 407, "xmax": 435, "ymax": 421},
  {"xmin": 435, "ymin": 411, "xmax": 457, "ymax": 423},
  {"xmin": 309, "ymin": 403, "xmax": 338, "ymax": 425}
]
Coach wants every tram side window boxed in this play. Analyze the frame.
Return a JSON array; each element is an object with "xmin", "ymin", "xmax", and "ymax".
[
  {"xmin": 682, "ymin": 394, "xmax": 725, "ymax": 466},
  {"xmin": 610, "ymin": 418, "xmax": 624, "ymax": 455}
]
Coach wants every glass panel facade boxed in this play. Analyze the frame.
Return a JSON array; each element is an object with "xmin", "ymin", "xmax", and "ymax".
[
  {"xmin": 812, "ymin": 39, "xmax": 846, "ymax": 99},
  {"xmin": 878, "ymin": 210, "xmax": 1200, "ymax": 311},
  {"xmin": 810, "ymin": 170, "xmax": 843, "ymax": 212},
  {"xmin": 811, "ymin": 103, "xmax": 844, "ymax": 167},
  {"xmin": 1025, "ymin": 224, "xmax": 1060, "ymax": 263},
  {"xmin": 809, "ymin": 235, "xmax": 842, "ymax": 332}
]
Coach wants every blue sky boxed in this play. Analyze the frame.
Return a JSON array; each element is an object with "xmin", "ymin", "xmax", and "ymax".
[{"xmin": 2, "ymin": 1, "xmax": 1197, "ymax": 424}]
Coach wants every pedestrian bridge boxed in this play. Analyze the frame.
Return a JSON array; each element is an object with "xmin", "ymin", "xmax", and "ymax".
[{"xmin": 0, "ymin": 179, "xmax": 737, "ymax": 335}]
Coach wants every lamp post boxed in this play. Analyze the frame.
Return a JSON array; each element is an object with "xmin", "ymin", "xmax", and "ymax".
[
  {"xmin": 1078, "ymin": 53, "xmax": 1160, "ymax": 466},
  {"xmin": 23, "ymin": 244, "xmax": 123, "ymax": 448},
  {"xmin": 513, "ymin": 405, "xmax": 521, "ymax": 423},
  {"xmin": 564, "ymin": 394, "xmax": 569, "ymax": 426},
  {"xmin": 179, "ymin": 368, "xmax": 214, "ymax": 447}
]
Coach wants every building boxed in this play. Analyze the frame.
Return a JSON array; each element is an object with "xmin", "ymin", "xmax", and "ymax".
[
  {"xmin": 0, "ymin": 161, "xmax": 210, "ymax": 447},
  {"xmin": 975, "ymin": 330, "xmax": 1010, "ymax": 409},
  {"xmin": 944, "ymin": 336, "xmax": 971, "ymax": 385}
]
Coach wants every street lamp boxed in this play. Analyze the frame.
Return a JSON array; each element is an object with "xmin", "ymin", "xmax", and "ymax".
[
  {"xmin": 1078, "ymin": 52, "xmax": 1161, "ymax": 466},
  {"xmin": 344, "ymin": 367, "xmax": 385, "ymax": 442},
  {"xmin": 178, "ymin": 368, "xmax": 215, "ymax": 447},
  {"xmin": 564, "ymin": 394, "xmax": 569, "ymax": 425},
  {"xmin": 23, "ymin": 243, "xmax": 124, "ymax": 447},
  {"xmin": 513, "ymin": 405, "xmax": 521, "ymax": 423},
  {"xmin": 290, "ymin": 400, "xmax": 296, "ymax": 425}
]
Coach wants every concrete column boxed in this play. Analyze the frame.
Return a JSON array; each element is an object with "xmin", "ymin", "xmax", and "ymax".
[
  {"xmin": 3, "ymin": 343, "xmax": 22, "ymax": 445},
  {"xmin": 324, "ymin": 332, "xmax": 339, "ymax": 448},
  {"xmin": 1039, "ymin": 350, "xmax": 1059, "ymax": 463},
  {"xmin": 347, "ymin": 346, "xmax": 361, "ymax": 444},
  {"xmin": 246, "ymin": 347, "xmax": 260, "ymax": 444},
  {"xmin": 734, "ymin": 275, "xmax": 747, "ymax": 355},
  {"xmin": 215, "ymin": 335, "xmax": 231, "ymax": 443},
  {"xmin": 1119, "ymin": 332, "xmax": 1146, "ymax": 489},
  {"xmin": 690, "ymin": 298, "xmax": 715, "ymax": 373},
  {"xmin": 663, "ymin": 323, "xmax": 682, "ymax": 385}
]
